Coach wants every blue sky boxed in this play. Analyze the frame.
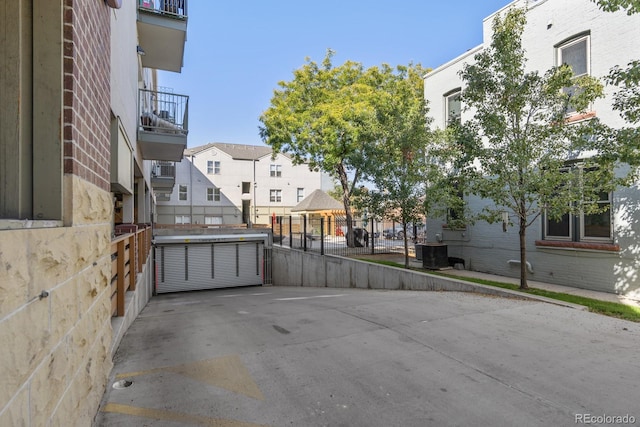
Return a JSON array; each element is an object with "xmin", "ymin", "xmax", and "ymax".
[{"xmin": 159, "ymin": 0, "xmax": 514, "ymax": 148}]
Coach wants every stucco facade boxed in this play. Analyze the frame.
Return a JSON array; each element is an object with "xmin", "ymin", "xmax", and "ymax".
[{"xmin": 423, "ymin": 0, "xmax": 640, "ymax": 296}]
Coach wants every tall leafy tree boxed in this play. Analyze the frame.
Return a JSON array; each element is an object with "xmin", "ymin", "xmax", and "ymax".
[
  {"xmin": 458, "ymin": 7, "xmax": 610, "ymax": 289},
  {"xmin": 592, "ymin": 0, "xmax": 640, "ymax": 14},
  {"xmin": 259, "ymin": 50, "xmax": 377, "ymax": 246},
  {"xmin": 357, "ymin": 64, "xmax": 434, "ymax": 267},
  {"xmin": 593, "ymin": 0, "xmax": 640, "ymax": 171}
]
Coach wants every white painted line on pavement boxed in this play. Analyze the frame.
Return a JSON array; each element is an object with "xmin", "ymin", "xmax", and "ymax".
[{"xmin": 275, "ymin": 294, "xmax": 346, "ymax": 301}]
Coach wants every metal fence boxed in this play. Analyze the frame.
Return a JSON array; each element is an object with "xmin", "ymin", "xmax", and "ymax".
[{"xmin": 271, "ymin": 215, "xmax": 425, "ymax": 257}]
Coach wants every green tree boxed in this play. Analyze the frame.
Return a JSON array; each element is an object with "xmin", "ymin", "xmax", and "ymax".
[
  {"xmin": 360, "ymin": 65, "xmax": 428, "ymax": 267},
  {"xmin": 458, "ymin": 7, "xmax": 610, "ymax": 289},
  {"xmin": 259, "ymin": 50, "xmax": 377, "ymax": 247},
  {"xmin": 593, "ymin": 0, "xmax": 640, "ymax": 171},
  {"xmin": 358, "ymin": 64, "xmax": 449, "ymax": 267},
  {"xmin": 592, "ymin": 0, "xmax": 640, "ymax": 14}
]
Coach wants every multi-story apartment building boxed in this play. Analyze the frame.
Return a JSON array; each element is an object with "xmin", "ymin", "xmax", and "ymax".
[
  {"xmin": 1, "ymin": 0, "xmax": 188, "ymax": 424},
  {"xmin": 155, "ymin": 143, "xmax": 329, "ymax": 225},
  {"xmin": 423, "ymin": 0, "xmax": 640, "ymax": 296}
]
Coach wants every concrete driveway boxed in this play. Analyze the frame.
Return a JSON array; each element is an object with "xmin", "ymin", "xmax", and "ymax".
[{"xmin": 95, "ymin": 286, "xmax": 640, "ymax": 427}]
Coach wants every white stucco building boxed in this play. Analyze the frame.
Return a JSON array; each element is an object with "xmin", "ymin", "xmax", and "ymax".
[
  {"xmin": 155, "ymin": 143, "xmax": 330, "ymax": 225},
  {"xmin": 423, "ymin": 0, "xmax": 640, "ymax": 296}
]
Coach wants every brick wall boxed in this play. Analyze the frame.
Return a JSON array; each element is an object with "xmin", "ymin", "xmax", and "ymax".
[{"xmin": 63, "ymin": 0, "xmax": 111, "ymax": 191}]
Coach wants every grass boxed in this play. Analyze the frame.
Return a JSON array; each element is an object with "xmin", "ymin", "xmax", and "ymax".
[{"xmin": 357, "ymin": 257, "xmax": 640, "ymax": 323}]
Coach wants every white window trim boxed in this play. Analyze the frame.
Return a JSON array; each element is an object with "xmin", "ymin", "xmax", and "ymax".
[
  {"xmin": 579, "ymin": 192, "xmax": 613, "ymax": 242},
  {"xmin": 557, "ymin": 35, "xmax": 590, "ymax": 77},
  {"xmin": 443, "ymin": 88, "xmax": 462, "ymax": 127},
  {"xmin": 557, "ymin": 34, "xmax": 591, "ymax": 115},
  {"xmin": 544, "ymin": 212, "xmax": 573, "ymax": 242}
]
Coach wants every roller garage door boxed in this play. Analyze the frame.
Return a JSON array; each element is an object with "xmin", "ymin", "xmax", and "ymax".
[{"xmin": 155, "ymin": 233, "xmax": 268, "ymax": 293}]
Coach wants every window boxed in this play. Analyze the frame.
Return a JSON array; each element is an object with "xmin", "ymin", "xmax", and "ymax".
[
  {"xmin": 242, "ymin": 182, "xmax": 251, "ymax": 193},
  {"xmin": 207, "ymin": 187, "xmax": 220, "ymax": 202},
  {"xmin": 270, "ymin": 164, "xmax": 282, "ymax": 177},
  {"xmin": 297, "ymin": 188, "xmax": 305, "ymax": 203},
  {"xmin": 208, "ymin": 161, "xmax": 220, "ymax": 175},
  {"xmin": 582, "ymin": 191, "xmax": 612, "ymax": 239},
  {"xmin": 270, "ymin": 189, "xmax": 282, "ymax": 203},
  {"xmin": 545, "ymin": 200, "xmax": 612, "ymax": 242},
  {"xmin": 445, "ymin": 181, "xmax": 465, "ymax": 229},
  {"xmin": 557, "ymin": 34, "xmax": 590, "ymax": 114},
  {"xmin": 204, "ymin": 216, "xmax": 223, "ymax": 225},
  {"xmin": 175, "ymin": 215, "xmax": 191, "ymax": 224},
  {"xmin": 179, "ymin": 185, "xmax": 188, "ymax": 201},
  {"xmin": 544, "ymin": 166, "xmax": 612, "ymax": 242},
  {"xmin": 444, "ymin": 89, "xmax": 462, "ymax": 126}
]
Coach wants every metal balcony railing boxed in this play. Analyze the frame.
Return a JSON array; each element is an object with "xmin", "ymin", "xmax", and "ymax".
[
  {"xmin": 139, "ymin": 88, "xmax": 189, "ymax": 136},
  {"xmin": 138, "ymin": 0, "xmax": 188, "ymax": 18}
]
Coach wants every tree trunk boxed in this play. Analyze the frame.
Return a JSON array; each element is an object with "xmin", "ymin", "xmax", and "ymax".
[
  {"xmin": 336, "ymin": 163, "xmax": 355, "ymax": 248},
  {"xmin": 519, "ymin": 217, "xmax": 528, "ymax": 290},
  {"xmin": 403, "ymin": 222, "xmax": 409, "ymax": 268}
]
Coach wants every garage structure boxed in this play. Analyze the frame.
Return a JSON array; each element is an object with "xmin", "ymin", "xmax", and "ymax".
[{"xmin": 154, "ymin": 232, "xmax": 271, "ymax": 293}]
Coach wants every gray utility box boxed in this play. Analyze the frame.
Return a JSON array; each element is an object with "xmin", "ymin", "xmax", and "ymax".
[{"xmin": 421, "ymin": 244, "xmax": 448, "ymax": 269}]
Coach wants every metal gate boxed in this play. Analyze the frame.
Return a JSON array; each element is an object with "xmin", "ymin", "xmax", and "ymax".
[{"xmin": 155, "ymin": 233, "xmax": 269, "ymax": 293}]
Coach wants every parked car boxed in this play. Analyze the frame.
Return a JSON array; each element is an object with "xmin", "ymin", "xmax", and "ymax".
[{"xmin": 383, "ymin": 226, "xmax": 412, "ymax": 240}]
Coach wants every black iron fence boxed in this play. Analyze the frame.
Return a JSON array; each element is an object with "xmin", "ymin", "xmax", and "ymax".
[{"xmin": 271, "ymin": 215, "xmax": 425, "ymax": 257}]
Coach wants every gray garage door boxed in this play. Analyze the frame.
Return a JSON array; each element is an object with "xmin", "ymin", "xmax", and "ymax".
[{"xmin": 156, "ymin": 241, "xmax": 264, "ymax": 293}]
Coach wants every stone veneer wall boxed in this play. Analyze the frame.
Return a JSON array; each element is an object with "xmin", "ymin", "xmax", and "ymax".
[
  {"xmin": 0, "ymin": 0, "xmax": 115, "ymax": 425},
  {"xmin": 0, "ymin": 177, "xmax": 114, "ymax": 426}
]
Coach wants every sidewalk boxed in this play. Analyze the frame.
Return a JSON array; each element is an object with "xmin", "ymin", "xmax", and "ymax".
[{"xmin": 357, "ymin": 253, "xmax": 640, "ymax": 308}]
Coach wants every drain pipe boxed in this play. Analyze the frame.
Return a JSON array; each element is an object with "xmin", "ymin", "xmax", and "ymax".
[{"xmin": 508, "ymin": 259, "xmax": 533, "ymax": 274}]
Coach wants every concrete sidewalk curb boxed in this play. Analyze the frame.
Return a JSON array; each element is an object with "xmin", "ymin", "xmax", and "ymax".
[{"xmin": 449, "ymin": 279, "xmax": 589, "ymax": 311}]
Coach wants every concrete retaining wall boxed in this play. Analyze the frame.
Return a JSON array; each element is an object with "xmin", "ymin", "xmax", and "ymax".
[{"xmin": 271, "ymin": 247, "xmax": 557, "ymax": 302}]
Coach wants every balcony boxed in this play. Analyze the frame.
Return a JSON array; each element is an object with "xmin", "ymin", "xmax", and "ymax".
[
  {"xmin": 151, "ymin": 161, "xmax": 176, "ymax": 191},
  {"xmin": 138, "ymin": 88, "xmax": 189, "ymax": 161},
  {"xmin": 137, "ymin": 0, "xmax": 187, "ymax": 73}
]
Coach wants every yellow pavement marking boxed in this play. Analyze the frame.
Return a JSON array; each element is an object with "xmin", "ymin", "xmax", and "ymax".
[
  {"xmin": 116, "ymin": 354, "xmax": 264, "ymax": 400},
  {"xmin": 102, "ymin": 403, "xmax": 269, "ymax": 427}
]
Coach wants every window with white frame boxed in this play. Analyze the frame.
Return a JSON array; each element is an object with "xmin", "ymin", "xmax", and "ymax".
[
  {"xmin": 179, "ymin": 185, "xmax": 188, "ymax": 201},
  {"xmin": 557, "ymin": 34, "xmax": 590, "ymax": 114},
  {"xmin": 270, "ymin": 164, "xmax": 282, "ymax": 177},
  {"xmin": 207, "ymin": 160, "xmax": 220, "ymax": 175},
  {"xmin": 204, "ymin": 216, "xmax": 223, "ymax": 225},
  {"xmin": 297, "ymin": 188, "xmax": 305, "ymax": 203},
  {"xmin": 206, "ymin": 187, "xmax": 221, "ymax": 202},
  {"xmin": 175, "ymin": 215, "xmax": 190, "ymax": 224},
  {"xmin": 270, "ymin": 189, "xmax": 282, "ymax": 203},
  {"xmin": 444, "ymin": 89, "xmax": 462, "ymax": 126},
  {"xmin": 544, "ymin": 166, "xmax": 612, "ymax": 242}
]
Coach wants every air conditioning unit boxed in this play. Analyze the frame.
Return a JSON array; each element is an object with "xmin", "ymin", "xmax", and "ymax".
[{"xmin": 421, "ymin": 244, "xmax": 449, "ymax": 269}]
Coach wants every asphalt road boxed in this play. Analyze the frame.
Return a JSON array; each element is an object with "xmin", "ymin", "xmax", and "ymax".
[{"xmin": 96, "ymin": 286, "xmax": 640, "ymax": 427}]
